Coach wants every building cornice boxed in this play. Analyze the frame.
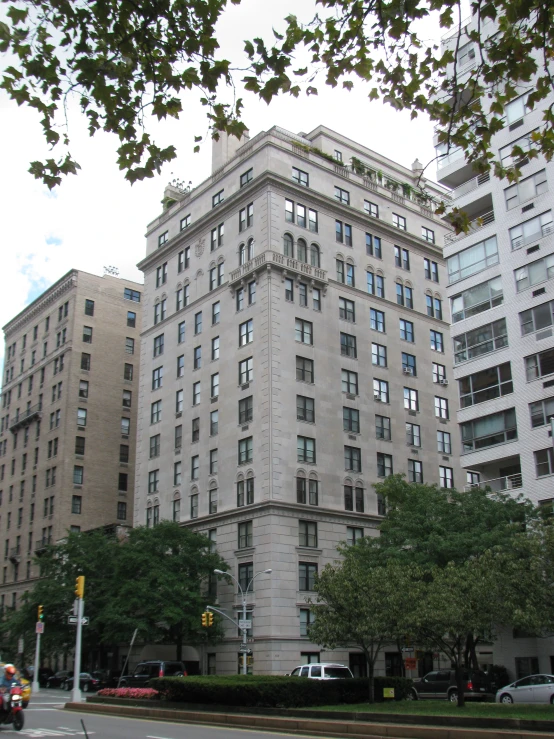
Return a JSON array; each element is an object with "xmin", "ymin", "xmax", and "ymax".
[{"xmin": 3, "ymin": 270, "xmax": 77, "ymax": 337}]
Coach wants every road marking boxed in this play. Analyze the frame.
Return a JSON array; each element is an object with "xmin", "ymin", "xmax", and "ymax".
[{"xmin": 147, "ymin": 735, "xmax": 177, "ymax": 739}]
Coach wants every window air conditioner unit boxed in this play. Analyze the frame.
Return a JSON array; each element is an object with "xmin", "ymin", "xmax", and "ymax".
[
  {"xmin": 374, "ymin": 395, "xmax": 382, "ymax": 402},
  {"xmin": 346, "ymin": 393, "xmax": 356, "ymax": 400},
  {"xmin": 403, "ymin": 367, "xmax": 413, "ymax": 375},
  {"xmin": 439, "ymin": 379, "xmax": 449, "ymax": 385},
  {"xmin": 210, "ymin": 396, "xmax": 218, "ymax": 403},
  {"xmin": 241, "ymin": 383, "xmax": 250, "ymax": 390}
]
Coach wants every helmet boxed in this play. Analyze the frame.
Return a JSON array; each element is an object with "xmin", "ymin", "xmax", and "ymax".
[{"xmin": 4, "ymin": 665, "xmax": 16, "ymax": 677}]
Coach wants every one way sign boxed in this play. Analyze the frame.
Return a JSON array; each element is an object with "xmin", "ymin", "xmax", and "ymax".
[{"xmin": 67, "ymin": 616, "xmax": 89, "ymax": 626}]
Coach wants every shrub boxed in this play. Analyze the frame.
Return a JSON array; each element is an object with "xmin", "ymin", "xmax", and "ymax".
[
  {"xmin": 150, "ymin": 675, "xmax": 413, "ymax": 707},
  {"xmin": 97, "ymin": 688, "xmax": 159, "ymax": 700}
]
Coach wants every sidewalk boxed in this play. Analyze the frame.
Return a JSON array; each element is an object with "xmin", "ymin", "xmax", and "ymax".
[{"xmin": 65, "ymin": 701, "xmax": 554, "ymax": 739}]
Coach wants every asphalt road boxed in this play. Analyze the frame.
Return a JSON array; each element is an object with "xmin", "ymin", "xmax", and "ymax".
[{"xmin": 6, "ymin": 689, "xmax": 314, "ymax": 739}]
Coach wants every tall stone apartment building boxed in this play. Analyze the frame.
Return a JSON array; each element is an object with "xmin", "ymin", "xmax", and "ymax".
[
  {"xmin": 0, "ymin": 270, "xmax": 142, "ymax": 609},
  {"xmin": 436, "ymin": 15, "xmax": 554, "ymax": 677},
  {"xmin": 135, "ymin": 124, "xmax": 463, "ymax": 676}
]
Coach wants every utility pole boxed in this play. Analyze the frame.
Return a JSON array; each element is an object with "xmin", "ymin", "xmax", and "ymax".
[
  {"xmin": 32, "ymin": 605, "xmax": 44, "ymax": 693},
  {"xmin": 72, "ymin": 576, "xmax": 85, "ymax": 703}
]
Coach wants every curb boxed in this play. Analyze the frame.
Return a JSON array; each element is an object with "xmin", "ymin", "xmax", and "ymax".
[{"xmin": 64, "ymin": 702, "xmax": 554, "ymax": 739}]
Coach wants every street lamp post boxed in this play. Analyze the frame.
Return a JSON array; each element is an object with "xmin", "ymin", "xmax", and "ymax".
[{"xmin": 214, "ymin": 567, "xmax": 272, "ymax": 675}]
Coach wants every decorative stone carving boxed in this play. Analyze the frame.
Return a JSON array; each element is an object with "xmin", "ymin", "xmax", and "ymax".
[{"xmin": 195, "ymin": 237, "xmax": 205, "ymax": 258}]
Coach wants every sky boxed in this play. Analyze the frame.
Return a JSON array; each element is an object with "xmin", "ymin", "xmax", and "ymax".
[{"xmin": 0, "ymin": 0, "xmax": 444, "ymax": 370}]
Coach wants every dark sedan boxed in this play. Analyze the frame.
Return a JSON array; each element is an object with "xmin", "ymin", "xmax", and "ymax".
[
  {"xmin": 63, "ymin": 672, "xmax": 101, "ymax": 692},
  {"xmin": 46, "ymin": 670, "xmax": 73, "ymax": 689}
]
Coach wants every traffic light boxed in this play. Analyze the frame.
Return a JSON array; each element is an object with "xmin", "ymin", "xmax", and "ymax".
[
  {"xmin": 75, "ymin": 575, "xmax": 85, "ymax": 599},
  {"xmin": 207, "ymin": 612, "xmax": 214, "ymax": 627},
  {"xmin": 201, "ymin": 612, "xmax": 208, "ymax": 627},
  {"xmin": 37, "ymin": 605, "xmax": 44, "ymax": 621}
]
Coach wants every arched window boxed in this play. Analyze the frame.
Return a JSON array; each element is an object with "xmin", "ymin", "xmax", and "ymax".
[
  {"xmin": 310, "ymin": 244, "xmax": 320, "ymax": 267},
  {"xmin": 247, "ymin": 238, "xmax": 254, "ymax": 261},
  {"xmin": 239, "ymin": 243, "xmax": 246, "ymax": 266},
  {"xmin": 284, "ymin": 233, "xmax": 294, "ymax": 258},
  {"xmin": 297, "ymin": 238, "xmax": 308, "ymax": 263}
]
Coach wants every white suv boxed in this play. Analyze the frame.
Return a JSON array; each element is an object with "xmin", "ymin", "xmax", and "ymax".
[{"xmin": 289, "ymin": 663, "xmax": 353, "ymax": 679}]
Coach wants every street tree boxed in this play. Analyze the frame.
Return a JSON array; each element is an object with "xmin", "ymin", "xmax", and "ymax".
[
  {"xmin": 4, "ymin": 1, "xmax": 554, "ymax": 202},
  {"xmin": 308, "ymin": 547, "xmax": 420, "ymax": 703}
]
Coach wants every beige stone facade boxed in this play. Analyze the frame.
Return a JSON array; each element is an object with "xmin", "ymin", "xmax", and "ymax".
[
  {"xmin": 0, "ymin": 270, "xmax": 142, "ymax": 608},
  {"xmin": 135, "ymin": 125, "xmax": 463, "ymax": 675}
]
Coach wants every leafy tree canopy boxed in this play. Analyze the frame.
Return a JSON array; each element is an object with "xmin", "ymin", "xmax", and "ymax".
[
  {"xmin": 2, "ymin": 1, "xmax": 553, "ymax": 196},
  {"xmin": 0, "ymin": 522, "xmax": 227, "ymax": 664}
]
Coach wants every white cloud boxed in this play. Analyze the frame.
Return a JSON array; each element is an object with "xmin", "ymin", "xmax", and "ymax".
[{"xmin": 0, "ymin": 0, "xmax": 441, "ymax": 369}]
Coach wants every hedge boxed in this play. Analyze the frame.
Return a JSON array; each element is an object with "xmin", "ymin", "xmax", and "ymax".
[{"xmin": 149, "ymin": 675, "xmax": 413, "ymax": 707}]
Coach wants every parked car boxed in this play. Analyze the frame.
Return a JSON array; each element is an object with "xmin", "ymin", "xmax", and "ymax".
[
  {"xmin": 118, "ymin": 661, "xmax": 186, "ymax": 687},
  {"xmin": 46, "ymin": 671, "xmax": 73, "ymax": 689},
  {"xmin": 37, "ymin": 667, "xmax": 54, "ymax": 688},
  {"xmin": 63, "ymin": 672, "xmax": 102, "ymax": 693},
  {"xmin": 410, "ymin": 669, "xmax": 494, "ymax": 702},
  {"xmin": 496, "ymin": 674, "xmax": 554, "ymax": 704},
  {"xmin": 288, "ymin": 663, "xmax": 353, "ymax": 679}
]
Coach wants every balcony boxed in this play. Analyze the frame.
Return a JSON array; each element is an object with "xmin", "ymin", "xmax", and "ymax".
[
  {"xmin": 465, "ymin": 473, "xmax": 523, "ymax": 494},
  {"xmin": 9, "ymin": 404, "xmax": 42, "ymax": 433},
  {"xmin": 34, "ymin": 538, "xmax": 52, "ymax": 554},
  {"xmin": 8, "ymin": 547, "xmax": 21, "ymax": 564},
  {"xmin": 451, "ymin": 173, "xmax": 491, "ymax": 201},
  {"xmin": 445, "ymin": 210, "xmax": 495, "ymax": 245},
  {"xmin": 230, "ymin": 250, "xmax": 328, "ymax": 287}
]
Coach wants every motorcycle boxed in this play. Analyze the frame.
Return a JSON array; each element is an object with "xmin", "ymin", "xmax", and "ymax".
[{"xmin": 0, "ymin": 685, "xmax": 25, "ymax": 731}]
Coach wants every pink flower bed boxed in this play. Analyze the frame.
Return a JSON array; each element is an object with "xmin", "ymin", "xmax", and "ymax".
[{"xmin": 97, "ymin": 688, "xmax": 159, "ymax": 700}]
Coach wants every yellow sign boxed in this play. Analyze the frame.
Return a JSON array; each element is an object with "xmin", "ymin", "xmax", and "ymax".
[{"xmin": 383, "ymin": 687, "xmax": 395, "ymax": 699}]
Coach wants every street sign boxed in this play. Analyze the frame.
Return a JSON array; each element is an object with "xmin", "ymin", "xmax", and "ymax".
[
  {"xmin": 238, "ymin": 620, "xmax": 250, "ymax": 631},
  {"xmin": 68, "ymin": 616, "xmax": 89, "ymax": 626},
  {"xmin": 35, "ymin": 622, "xmax": 44, "ymax": 634},
  {"xmin": 404, "ymin": 657, "xmax": 417, "ymax": 670},
  {"xmin": 17, "ymin": 638, "xmax": 24, "ymax": 654},
  {"xmin": 401, "ymin": 647, "xmax": 414, "ymax": 653},
  {"xmin": 383, "ymin": 687, "xmax": 395, "ymax": 699},
  {"xmin": 238, "ymin": 646, "xmax": 252, "ymax": 654}
]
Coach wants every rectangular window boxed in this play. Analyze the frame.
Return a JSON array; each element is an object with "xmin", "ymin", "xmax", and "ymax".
[
  {"xmin": 212, "ymin": 189, "xmax": 224, "ymax": 207},
  {"xmin": 209, "ymin": 449, "xmax": 218, "ymax": 475},
  {"xmin": 212, "ymin": 301, "xmax": 220, "ymax": 325},
  {"xmin": 211, "ymin": 336, "xmax": 220, "ymax": 361},
  {"xmin": 344, "ymin": 445, "xmax": 361, "ymax": 472},
  {"xmin": 343, "ymin": 407, "xmax": 360, "ymax": 433},
  {"xmin": 461, "ymin": 408, "xmax": 517, "ymax": 452},
  {"xmin": 296, "ymin": 477, "xmax": 318, "ymax": 505},
  {"xmin": 447, "ymin": 236, "xmax": 499, "ymax": 284},
  {"xmin": 151, "ymin": 400, "xmax": 162, "ymax": 424},
  {"xmin": 377, "ymin": 452, "xmax": 393, "ymax": 477},
  {"xmin": 121, "ymin": 417, "xmax": 130, "ymax": 435},
  {"xmin": 239, "ymin": 319, "xmax": 254, "ymax": 346},
  {"xmin": 372, "ymin": 343, "xmax": 387, "ymax": 367},
  {"xmin": 122, "ymin": 389, "xmax": 132, "ymax": 408},
  {"xmin": 180, "ymin": 214, "xmax": 191, "ymax": 231},
  {"xmin": 422, "ymin": 226, "xmax": 435, "ymax": 243},
  {"xmin": 515, "ymin": 253, "xmax": 554, "ymax": 292},
  {"xmin": 399, "ymin": 319, "xmax": 414, "ymax": 342},
  {"xmin": 193, "ymin": 346, "xmax": 202, "ymax": 369},
  {"xmin": 460, "ymin": 363, "xmax": 513, "ymax": 407},
  {"xmin": 437, "ymin": 430, "xmax": 452, "ymax": 454},
  {"xmin": 364, "ymin": 200, "xmax": 379, "ymax": 218},
  {"xmin": 80, "ymin": 353, "xmax": 91, "ymax": 371},
  {"xmin": 153, "ymin": 334, "xmax": 164, "ymax": 357},
  {"xmin": 151, "ymin": 366, "xmax": 163, "ymax": 390},
  {"xmin": 192, "ymin": 417, "xmax": 200, "ymax": 443},
  {"xmin": 535, "ymin": 447, "xmax": 554, "ymax": 477},
  {"xmin": 125, "ymin": 337, "xmax": 135, "ymax": 354},
  {"xmin": 238, "ymin": 357, "xmax": 253, "ymax": 384},
  {"xmin": 300, "ymin": 608, "xmax": 315, "ymax": 636},
  {"xmin": 79, "ymin": 380, "xmax": 89, "ymax": 398},
  {"xmin": 342, "ymin": 369, "xmax": 358, "ymax": 395},
  {"xmin": 424, "ymin": 259, "xmax": 439, "ymax": 282},
  {"xmin": 72, "ymin": 495, "xmax": 82, "ymax": 514},
  {"xmin": 375, "ymin": 414, "xmax": 391, "ymax": 440},
  {"xmin": 296, "ymin": 356, "xmax": 314, "ymax": 383},
  {"xmin": 367, "ymin": 271, "xmax": 385, "ymax": 298},
  {"xmin": 84, "ymin": 299, "xmax": 94, "ymax": 317},
  {"xmin": 123, "ymin": 363, "xmax": 133, "ymax": 381},
  {"xmin": 403, "ymin": 387, "xmax": 419, "ymax": 411},
  {"xmin": 339, "ymin": 298, "xmax": 355, "ymax": 322},
  {"xmin": 374, "ymin": 378, "xmax": 389, "ymax": 403},
  {"xmin": 211, "ymin": 223, "xmax": 225, "ymax": 250},
  {"xmin": 148, "ymin": 469, "xmax": 159, "ymax": 493},
  {"xmin": 525, "ymin": 347, "xmax": 554, "ymax": 381},
  {"xmin": 124, "ymin": 288, "xmax": 141, "ymax": 302},
  {"xmin": 195, "ymin": 312, "xmax": 202, "ymax": 334},
  {"xmin": 401, "ymin": 353, "xmax": 416, "ymax": 375},
  {"xmin": 119, "ymin": 472, "xmax": 128, "ymax": 491},
  {"xmin": 394, "ymin": 246, "xmax": 410, "ymax": 269},
  {"xmin": 177, "ymin": 354, "xmax": 184, "ymax": 377},
  {"xmin": 505, "ymin": 169, "xmax": 547, "ymax": 210},
  {"xmin": 299, "ymin": 562, "xmax": 317, "ymax": 591},
  {"xmin": 520, "ymin": 299, "xmax": 554, "ymax": 335},
  {"xmin": 285, "ymin": 199, "xmax": 295, "ymax": 223},
  {"xmin": 408, "ymin": 459, "xmax": 423, "ymax": 483},
  {"xmin": 297, "ymin": 395, "xmax": 315, "ymax": 423},
  {"xmin": 392, "ymin": 213, "xmax": 406, "ymax": 230},
  {"xmin": 210, "ymin": 373, "xmax": 219, "ymax": 399},
  {"xmin": 75, "ymin": 436, "xmax": 85, "ymax": 455},
  {"xmin": 299, "ymin": 520, "xmax": 318, "ymax": 547},
  {"xmin": 82, "ymin": 326, "xmax": 93, "ymax": 344},
  {"xmin": 435, "ymin": 396, "xmax": 449, "ymax": 419},
  {"xmin": 77, "ymin": 408, "xmax": 87, "ymax": 426},
  {"xmin": 297, "ymin": 436, "xmax": 316, "ymax": 464},
  {"xmin": 190, "ymin": 493, "xmax": 198, "ymax": 519},
  {"xmin": 295, "ymin": 318, "xmax": 313, "ymax": 344},
  {"xmin": 510, "ymin": 210, "xmax": 552, "ymax": 250},
  {"xmin": 292, "ymin": 167, "xmax": 309, "ymax": 186},
  {"xmin": 237, "ymin": 477, "xmax": 255, "ymax": 506},
  {"xmin": 340, "ymin": 332, "xmax": 357, "ymax": 358},
  {"xmin": 239, "ymin": 396, "xmax": 253, "ymax": 425},
  {"xmin": 365, "ymin": 233, "xmax": 382, "ymax": 259},
  {"xmin": 238, "ymin": 437, "xmax": 253, "ymax": 464},
  {"xmin": 150, "ymin": 434, "xmax": 161, "ymax": 458},
  {"xmin": 430, "ymin": 329, "xmax": 443, "ymax": 351},
  {"xmin": 299, "ymin": 282, "xmax": 308, "ymax": 307},
  {"xmin": 370, "ymin": 308, "xmax": 385, "ymax": 332},
  {"xmin": 334, "ymin": 186, "xmax": 350, "ymax": 205},
  {"xmin": 454, "ymin": 318, "xmax": 508, "ymax": 364},
  {"xmin": 439, "ymin": 466, "xmax": 454, "ymax": 488},
  {"xmin": 406, "ymin": 422, "xmax": 421, "ymax": 447},
  {"xmin": 240, "ymin": 168, "xmax": 253, "ymax": 187},
  {"xmin": 529, "ymin": 395, "xmax": 554, "ymax": 428},
  {"xmin": 238, "ymin": 521, "xmax": 253, "ymax": 549},
  {"xmin": 192, "ymin": 382, "xmax": 200, "ymax": 406},
  {"xmin": 191, "ymin": 455, "xmax": 199, "ymax": 480}
]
